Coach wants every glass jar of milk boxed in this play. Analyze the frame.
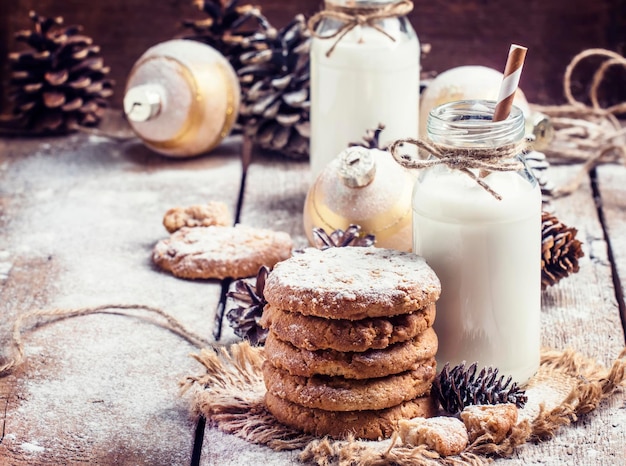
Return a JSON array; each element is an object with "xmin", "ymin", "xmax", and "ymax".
[
  {"xmin": 412, "ymin": 100, "xmax": 541, "ymax": 385},
  {"xmin": 309, "ymin": 0, "xmax": 419, "ymax": 179}
]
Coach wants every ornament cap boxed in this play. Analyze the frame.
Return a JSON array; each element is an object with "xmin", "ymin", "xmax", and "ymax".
[
  {"xmin": 124, "ymin": 84, "xmax": 163, "ymax": 122},
  {"xmin": 526, "ymin": 111, "xmax": 554, "ymax": 151},
  {"xmin": 337, "ymin": 146, "xmax": 376, "ymax": 188}
]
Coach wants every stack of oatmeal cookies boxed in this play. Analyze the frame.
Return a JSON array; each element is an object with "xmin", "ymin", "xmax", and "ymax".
[{"xmin": 260, "ymin": 247, "xmax": 441, "ymax": 440}]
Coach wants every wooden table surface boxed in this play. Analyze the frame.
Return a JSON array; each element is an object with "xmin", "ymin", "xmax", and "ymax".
[{"xmin": 0, "ymin": 124, "xmax": 625, "ymax": 465}]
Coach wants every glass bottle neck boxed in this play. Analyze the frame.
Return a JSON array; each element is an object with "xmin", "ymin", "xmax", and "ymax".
[{"xmin": 427, "ymin": 100, "xmax": 525, "ymax": 148}]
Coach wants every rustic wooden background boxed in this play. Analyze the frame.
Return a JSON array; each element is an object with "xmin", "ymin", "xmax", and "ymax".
[{"xmin": 1, "ymin": 0, "xmax": 625, "ymax": 112}]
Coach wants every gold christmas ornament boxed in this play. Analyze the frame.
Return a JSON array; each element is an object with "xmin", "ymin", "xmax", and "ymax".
[
  {"xmin": 124, "ymin": 39, "xmax": 240, "ymax": 158},
  {"xmin": 303, "ymin": 146, "xmax": 414, "ymax": 252}
]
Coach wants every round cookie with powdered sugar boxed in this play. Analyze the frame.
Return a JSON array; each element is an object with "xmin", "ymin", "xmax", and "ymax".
[
  {"xmin": 265, "ymin": 391, "xmax": 436, "ymax": 440},
  {"xmin": 262, "ymin": 358, "xmax": 436, "ymax": 412},
  {"xmin": 259, "ymin": 303, "xmax": 436, "ymax": 352},
  {"xmin": 153, "ymin": 225, "xmax": 292, "ymax": 280},
  {"xmin": 264, "ymin": 327, "xmax": 438, "ymax": 379},
  {"xmin": 263, "ymin": 247, "xmax": 441, "ymax": 320}
]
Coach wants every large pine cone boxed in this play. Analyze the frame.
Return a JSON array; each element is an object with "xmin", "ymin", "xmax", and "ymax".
[
  {"xmin": 8, "ymin": 11, "xmax": 113, "ymax": 133},
  {"xmin": 184, "ymin": 2, "xmax": 310, "ymax": 158},
  {"xmin": 541, "ymin": 211, "xmax": 584, "ymax": 289},
  {"xmin": 237, "ymin": 15, "xmax": 310, "ymax": 158},
  {"xmin": 182, "ymin": 0, "xmax": 272, "ymax": 62}
]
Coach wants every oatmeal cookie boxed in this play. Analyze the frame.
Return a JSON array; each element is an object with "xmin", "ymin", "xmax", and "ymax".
[
  {"xmin": 265, "ymin": 391, "xmax": 436, "ymax": 440},
  {"xmin": 153, "ymin": 225, "xmax": 292, "ymax": 279},
  {"xmin": 259, "ymin": 304, "xmax": 436, "ymax": 352},
  {"xmin": 264, "ymin": 327, "xmax": 438, "ymax": 379},
  {"xmin": 262, "ymin": 359, "xmax": 436, "ymax": 412},
  {"xmin": 263, "ymin": 247, "xmax": 440, "ymax": 320}
]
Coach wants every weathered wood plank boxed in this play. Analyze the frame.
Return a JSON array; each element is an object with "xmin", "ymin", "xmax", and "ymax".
[
  {"xmin": 499, "ymin": 164, "xmax": 626, "ymax": 465},
  {"xmin": 539, "ymin": 165, "xmax": 625, "ymax": 363},
  {"xmin": 200, "ymin": 152, "xmax": 310, "ymax": 465},
  {"xmin": 0, "ymin": 131, "xmax": 243, "ymax": 465},
  {"xmin": 216, "ymin": 151, "xmax": 310, "ymax": 344},
  {"xmin": 596, "ymin": 164, "xmax": 626, "ymax": 333},
  {"xmin": 237, "ymin": 153, "xmax": 310, "ymax": 248}
]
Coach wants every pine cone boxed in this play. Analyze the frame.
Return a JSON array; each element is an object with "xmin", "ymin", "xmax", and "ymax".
[
  {"xmin": 525, "ymin": 150, "xmax": 555, "ymax": 205},
  {"xmin": 312, "ymin": 224, "xmax": 376, "ymax": 250},
  {"xmin": 226, "ymin": 265, "xmax": 269, "ymax": 345},
  {"xmin": 183, "ymin": 2, "xmax": 310, "ymax": 158},
  {"xmin": 237, "ymin": 15, "xmax": 311, "ymax": 158},
  {"xmin": 541, "ymin": 211, "xmax": 584, "ymax": 289},
  {"xmin": 7, "ymin": 11, "xmax": 113, "ymax": 133},
  {"xmin": 433, "ymin": 362, "xmax": 528, "ymax": 414},
  {"xmin": 349, "ymin": 124, "xmax": 386, "ymax": 150},
  {"xmin": 182, "ymin": 0, "xmax": 272, "ymax": 62}
]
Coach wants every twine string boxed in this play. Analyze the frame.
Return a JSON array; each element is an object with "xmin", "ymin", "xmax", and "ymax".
[
  {"xmin": 0, "ymin": 304, "xmax": 211, "ymax": 377},
  {"xmin": 532, "ymin": 48, "xmax": 626, "ymax": 197},
  {"xmin": 307, "ymin": 0, "xmax": 414, "ymax": 57},
  {"xmin": 389, "ymin": 137, "xmax": 526, "ymax": 201}
]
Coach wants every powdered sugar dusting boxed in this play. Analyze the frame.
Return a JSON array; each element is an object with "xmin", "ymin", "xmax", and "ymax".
[
  {"xmin": 0, "ymin": 134, "xmax": 243, "ymax": 463},
  {"xmin": 272, "ymin": 248, "xmax": 437, "ymax": 293},
  {"xmin": 265, "ymin": 247, "xmax": 440, "ymax": 318},
  {"xmin": 19, "ymin": 441, "xmax": 45, "ymax": 453}
]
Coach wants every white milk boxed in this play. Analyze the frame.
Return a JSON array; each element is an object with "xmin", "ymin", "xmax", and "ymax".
[
  {"xmin": 413, "ymin": 167, "xmax": 541, "ymax": 384},
  {"xmin": 310, "ymin": 23, "xmax": 419, "ymax": 179}
]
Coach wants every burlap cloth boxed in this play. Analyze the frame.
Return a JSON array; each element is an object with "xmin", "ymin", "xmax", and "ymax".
[{"xmin": 180, "ymin": 342, "xmax": 626, "ymax": 466}]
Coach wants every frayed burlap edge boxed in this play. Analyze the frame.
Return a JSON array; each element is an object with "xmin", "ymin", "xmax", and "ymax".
[{"xmin": 181, "ymin": 343, "xmax": 626, "ymax": 466}]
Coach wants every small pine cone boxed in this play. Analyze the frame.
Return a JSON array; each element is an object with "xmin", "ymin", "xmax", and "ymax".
[
  {"xmin": 349, "ymin": 124, "xmax": 386, "ymax": 150},
  {"xmin": 433, "ymin": 362, "xmax": 528, "ymax": 414},
  {"xmin": 541, "ymin": 211, "xmax": 584, "ymax": 289},
  {"xmin": 7, "ymin": 11, "xmax": 113, "ymax": 133},
  {"xmin": 237, "ymin": 14, "xmax": 311, "ymax": 159},
  {"xmin": 225, "ymin": 266, "xmax": 269, "ymax": 345}
]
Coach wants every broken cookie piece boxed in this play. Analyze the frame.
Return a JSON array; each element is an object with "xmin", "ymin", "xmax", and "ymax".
[
  {"xmin": 398, "ymin": 416, "xmax": 468, "ymax": 456},
  {"xmin": 460, "ymin": 403, "xmax": 518, "ymax": 444},
  {"xmin": 163, "ymin": 201, "xmax": 232, "ymax": 233}
]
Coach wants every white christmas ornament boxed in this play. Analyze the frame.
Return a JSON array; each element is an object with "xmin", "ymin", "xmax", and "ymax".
[{"xmin": 419, "ymin": 65, "xmax": 530, "ymax": 137}]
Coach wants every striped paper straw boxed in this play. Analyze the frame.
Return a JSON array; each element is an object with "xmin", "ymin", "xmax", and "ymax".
[{"xmin": 493, "ymin": 44, "xmax": 528, "ymax": 122}]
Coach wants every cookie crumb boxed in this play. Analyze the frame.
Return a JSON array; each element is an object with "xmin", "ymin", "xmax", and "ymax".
[
  {"xmin": 398, "ymin": 416, "xmax": 468, "ymax": 456},
  {"xmin": 460, "ymin": 403, "xmax": 518, "ymax": 443},
  {"xmin": 163, "ymin": 201, "xmax": 232, "ymax": 233}
]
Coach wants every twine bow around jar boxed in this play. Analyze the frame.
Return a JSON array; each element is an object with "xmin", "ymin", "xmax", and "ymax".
[
  {"xmin": 389, "ymin": 137, "xmax": 527, "ymax": 200},
  {"xmin": 307, "ymin": 0, "xmax": 414, "ymax": 57}
]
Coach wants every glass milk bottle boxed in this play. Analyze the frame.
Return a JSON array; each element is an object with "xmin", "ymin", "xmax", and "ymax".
[
  {"xmin": 310, "ymin": 0, "xmax": 419, "ymax": 179},
  {"xmin": 412, "ymin": 100, "xmax": 541, "ymax": 384}
]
